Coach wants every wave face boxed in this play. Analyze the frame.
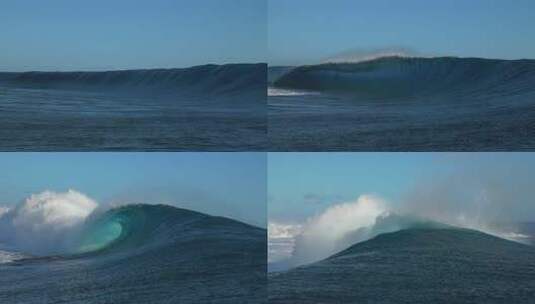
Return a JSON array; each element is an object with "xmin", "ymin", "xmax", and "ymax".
[
  {"xmin": 268, "ymin": 66, "xmax": 294, "ymax": 85},
  {"xmin": 0, "ymin": 204, "xmax": 266, "ymax": 304},
  {"xmin": 269, "ymin": 227, "xmax": 535, "ymax": 303},
  {"xmin": 273, "ymin": 57, "xmax": 535, "ymax": 99},
  {"xmin": 0, "ymin": 63, "xmax": 266, "ymax": 96}
]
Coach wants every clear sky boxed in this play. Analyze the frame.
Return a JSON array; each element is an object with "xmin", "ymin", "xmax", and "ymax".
[
  {"xmin": 268, "ymin": 153, "xmax": 535, "ymax": 223},
  {"xmin": 0, "ymin": 153, "xmax": 266, "ymax": 227},
  {"xmin": 0, "ymin": 0, "xmax": 266, "ymax": 71},
  {"xmin": 268, "ymin": 0, "xmax": 535, "ymax": 65}
]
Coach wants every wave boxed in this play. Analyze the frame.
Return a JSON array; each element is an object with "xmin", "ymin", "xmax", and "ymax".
[
  {"xmin": 269, "ymin": 227, "xmax": 535, "ymax": 303},
  {"xmin": 1, "ymin": 202, "xmax": 265, "ymax": 259},
  {"xmin": 270, "ymin": 204, "xmax": 531, "ymax": 271},
  {"xmin": 74, "ymin": 204, "xmax": 266, "ymax": 257},
  {"xmin": 0, "ymin": 63, "xmax": 266, "ymax": 96},
  {"xmin": 268, "ymin": 66, "xmax": 294, "ymax": 84},
  {"xmin": 272, "ymin": 56, "xmax": 535, "ymax": 99},
  {"xmin": 1, "ymin": 203, "xmax": 266, "ymax": 303},
  {"xmin": 276, "ymin": 211, "xmax": 447, "ymax": 269}
]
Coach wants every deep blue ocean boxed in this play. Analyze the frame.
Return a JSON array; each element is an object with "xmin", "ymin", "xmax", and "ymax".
[
  {"xmin": 0, "ymin": 64, "xmax": 266, "ymax": 151},
  {"xmin": 269, "ymin": 227, "xmax": 535, "ymax": 303}
]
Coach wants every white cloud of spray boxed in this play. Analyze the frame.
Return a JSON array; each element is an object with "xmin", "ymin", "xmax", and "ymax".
[
  {"xmin": 270, "ymin": 195, "xmax": 390, "ymax": 267},
  {"xmin": 0, "ymin": 190, "xmax": 98, "ymax": 255}
]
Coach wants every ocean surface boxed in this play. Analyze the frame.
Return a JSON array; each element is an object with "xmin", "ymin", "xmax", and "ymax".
[
  {"xmin": 0, "ymin": 63, "xmax": 266, "ymax": 151},
  {"xmin": 269, "ymin": 57, "xmax": 535, "ymax": 151},
  {"xmin": 269, "ymin": 227, "xmax": 535, "ymax": 303},
  {"xmin": 0, "ymin": 204, "xmax": 267, "ymax": 304}
]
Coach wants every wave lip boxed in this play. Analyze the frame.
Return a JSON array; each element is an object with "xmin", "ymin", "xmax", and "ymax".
[{"xmin": 269, "ymin": 227, "xmax": 535, "ymax": 303}]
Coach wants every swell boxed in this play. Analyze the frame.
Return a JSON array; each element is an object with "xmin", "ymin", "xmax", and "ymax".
[
  {"xmin": 273, "ymin": 56, "xmax": 535, "ymax": 99},
  {"xmin": 0, "ymin": 63, "xmax": 267, "ymax": 96}
]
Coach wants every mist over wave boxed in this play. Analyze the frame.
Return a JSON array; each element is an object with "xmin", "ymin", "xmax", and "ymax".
[
  {"xmin": 321, "ymin": 47, "xmax": 422, "ymax": 64},
  {"xmin": 269, "ymin": 189, "xmax": 532, "ymax": 269}
]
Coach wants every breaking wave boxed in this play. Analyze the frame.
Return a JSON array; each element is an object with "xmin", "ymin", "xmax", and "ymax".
[{"xmin": 272, "ymin": 56, "xmax": 535, "ymax": 99}]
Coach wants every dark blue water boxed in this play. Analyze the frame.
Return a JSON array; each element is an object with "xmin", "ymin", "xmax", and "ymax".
[
  {"xmin": 269, "ymin": 57, "xmax": 535, "ymax": 151},
  {"xmin": 0, "ymin": 205, "xmax": 267, "ymax": 304},
  {"xmin": 269, "ymin": 228, "xmax": 535, "ymax": 303},
  {"xmin": 0, "ymin": 64, "xmax": 266, "ymax": 151}
]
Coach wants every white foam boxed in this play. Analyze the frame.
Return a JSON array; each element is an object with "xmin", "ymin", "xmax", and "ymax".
[
  {"xmin": 275, "ymin": 195, "xmax": 389, "ymax": 267},
  {"xmin": 0, "ymin": 249, "xmax": 26, "ymax": 264},
  {"xmin": 0, "ymin": 190, "xmax": 98, "ymax": 255},
  {"xmin": 268, "ymin": 87, "xmax": 320, "ymax": 97}
]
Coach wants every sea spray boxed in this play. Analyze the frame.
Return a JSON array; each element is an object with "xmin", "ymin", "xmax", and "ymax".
[
  {"xmin": 0, "ymin": 190, "xmax": 98, "ymax": 255},
  {"xmin": 269, "ymin": 195, "xmax": 388, "ymax": 267}
]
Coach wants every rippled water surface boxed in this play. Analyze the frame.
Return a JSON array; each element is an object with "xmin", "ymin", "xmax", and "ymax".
[{"xmin": 0, "ymin": 87, "xmax": 266, "ymax": 151}]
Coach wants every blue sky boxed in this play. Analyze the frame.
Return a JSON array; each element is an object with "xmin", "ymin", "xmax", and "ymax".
[
  {"xmin": 0, "ymin": 153, "xmax": 266, "ymax": 227},
  {"xmin": 269, "ymin": 0, "xmax": 535, "ymax": 65},
  {"xmin": 0, "ymin": 0, "xmax": 266, "ymax": 71},
  {"xmin": 268, "ymin": 153, "xmax": 535, "ymax": 222}
]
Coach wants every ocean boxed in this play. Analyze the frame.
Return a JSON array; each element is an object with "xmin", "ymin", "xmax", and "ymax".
[
  {"xmin": 0, "ymin": 204, "xmax": 267, "ymax": 304},
  {"xmin": 269, "ymin": 57, "xmax": 535, "ymax": 151},
  {"xmin": 269, "ymin": 227, "xmax": 535, "ymax": 303},
  {"xmin": 0, "ymin": 64, "xmax": 267, "ymax": 151}
]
